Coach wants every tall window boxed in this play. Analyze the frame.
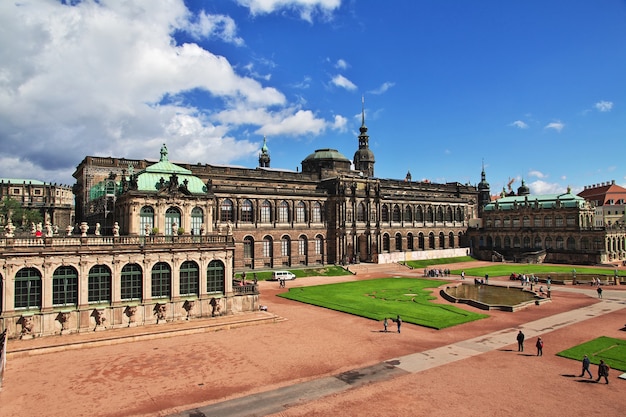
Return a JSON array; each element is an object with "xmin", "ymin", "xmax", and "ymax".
[
  {"xmin": 382, "ymin": 234, "xmax": 390, "ymax": 252},
  {"xmin": 263, "ymin": 236, "xmax": 273, "ymax": 257},
  {"xmin": 404, "ymin": 206, "xmax": 412, "ymax": 222},
  {"xmin": 445, "ymin": 207, "xmax": 453, "ymax": 222},
  {"xmin": 523, "ymin": 216, "xmax": 530, "ymax": 227},
  {"xmin": 88, "ymin": 265, "xmax": 111, "ymax": 304},
  {"xmin": 52, "ymin": 266, "xmax": 78, "ymax": 307},
  {"xmin": 165, "ymin": 207, "xmax": 181, "ymax": 235},
  {"xmin": 315, "ymin": 235, "xmax": 324, "ymax": 255},
  {"xmin": 392, "ymin": 205, "xmax": 401, "ymax": 222},
  {"xmin": 278, "ymin": 201, "xmax": 289, "ymax": 223},
  {"xmin": 15, "ymin": 267, "xmax": 42, "ymax": 310},
  {"xmin": 415, "ymin": 206, "xmax": 423, "ymax": 222},
  {"xmin": 207, "ymin": 260, "xmax": 225, "ymax": 294},
  {"xmin": 395, "ymin": 233, "xmax": 402, "ymax": 251},
  {"xmin": 121, "ymin": 264, "xmax": 143, "ymax": 301},
  {"xmin": 533, "ymin": 216, "xmax": 541, "ymax": 227},
  {"xmin": 220, "ymin": 199, "xmax": 233, "ymax": 222},
  {"xmin": 151, "ymin": 262, "xmax": 171, "ymax": 299},
  {"xmin": 281, "ymin": 236, "xmax": 291, "ymax": 256},
  {"xmin": 241, "ymin": 199, "xmax": 253, "ymax": 223},
  {"xmin": 407, "ymin": 233, "xmax": 414, "ymax": 250},
  {"xmin": 357, "ymin": 203, "xmax": 366, "ymax": 222},
  {"xmin": 191, "ymin": 207, "xmax": 203, "ymax": 234},
  {"xmin": 299, "ymin": 236, "xmax": 307, "ymax": 256},
  {"xmin": 140, "ymin": 206, "xmax": 154, "ymax": 235},
  {"xmin": 449, "ymin": 232, "xmax": 455, "ymax": 248},
  {"xmin": 544, "ymin": 216, "xmax": 553, "ymax": 227},
  {"xmin": 260, "ymin": 200, "xmax": 271, "ymax": 223},
  {"xmin": 426, "ymin": 207, "xmax": 434, "ymax": 223},
  {"xmin": 381, "ymin": 205, "xmax": 389, "ymax": 222},
  {"xmin": 311, "ymin": 202, "xmax": 321, "ymax": 223},
  {"xmin": 243, "ymin": 236, "xmax": 254, "ymax": 258},
  {"xmin": 180, "ymin": 261, "xmax": 199, "ymax": 297},
  {"xmin": 436, "ymin": 207, "xmax": 444, "ymax": 222},
  {"xmin": 439, "ymin": 232, "xmax": 445, "ymax": 248},
  {"xmin": 295, "ymin": 201, "xmax": 306, "ymax": 223}
]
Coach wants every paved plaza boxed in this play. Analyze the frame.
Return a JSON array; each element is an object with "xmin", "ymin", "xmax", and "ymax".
[{"xmin": 1, "ymin": 263, "xmax": 626, "ymax": 417}]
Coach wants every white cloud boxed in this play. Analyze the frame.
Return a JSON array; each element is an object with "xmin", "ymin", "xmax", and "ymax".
[
  {"xmin": 236, "ymin": 0, "xmax": 341, "ymax": 22},
  {"xmin": 368, "ymin": 82, "xmax": 395, "ymax": 95},
  {"xmin": 594, "ymin": 100, "xmax": 613, "ymax": 112},
  {"xmin": 544, "ymin": 121, "xmax": 565, "ymax": 132},
  {"xmin": 332, "ymin": 114, "xmax": 348, "ymax": 132},
  {"xmin": 528, "ymin": 180, "xmax": 567, "ymax": 194},
  {"xmin": 0, "ymin": 1, "xmax": 338, "ymax": 184},
  {"xmin": 331, "ymin": 74, "xmax": 357, "ymax": 91},
  {"xmin": 528, "ymin": 170, "xmax": 547, "ymax": 179},
  {"xmin": 509, "ymin": 120, "xmax": 528, "ymax": 129},
  {"xmin": 335, "ymin": 59, "xmax": 349, "ymax": 70}
]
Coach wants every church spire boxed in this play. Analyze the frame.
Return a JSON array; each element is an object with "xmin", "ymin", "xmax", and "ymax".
[
  {"xmin": 353, "ymin": 97, "xmax": 375, "ymax": 177},
  {"xmin": 258, "ymin": 136, "xmax": 270, "ymax": 168}
]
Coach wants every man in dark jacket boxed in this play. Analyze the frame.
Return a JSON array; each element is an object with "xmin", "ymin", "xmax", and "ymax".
[
  {"xmin": 517, "ymin": 330, "xmax": 525, "ymax": 352},
  {"xmin": 596, "ymin": 360, "xmax": 609, "ymax": 384}
]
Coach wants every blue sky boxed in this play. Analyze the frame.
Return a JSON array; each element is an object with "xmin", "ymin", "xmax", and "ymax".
[{"xmin": 0, "ymin": 0, "xmax": 625, "ymax": 195}]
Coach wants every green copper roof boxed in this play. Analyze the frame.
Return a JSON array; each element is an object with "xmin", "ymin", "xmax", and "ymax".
[
  {"xmin": 135, "ymin": 144, "xmax": 207, "ymax": 194},
  {"xmin": 484, "ymin": 193, "xmax": 587, "ymax": 211},
  {"xmin": 303, "ymin": 148, "xmax": 350, "ymax": 162}
]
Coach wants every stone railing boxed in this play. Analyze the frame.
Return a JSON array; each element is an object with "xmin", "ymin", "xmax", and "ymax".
[{"xmin": 0, "ymin": 234, "xmax": 234, "ymax": 249}]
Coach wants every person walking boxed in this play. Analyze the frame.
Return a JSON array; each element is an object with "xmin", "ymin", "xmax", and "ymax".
[
  {"xmin": 597, "ymin": 286, "xmax": 603, "ymax": 299},
  {"xmin": 596, "ymin": 360, "xmax": 609, "ymax": 384},
  {"xmin": 396, "ymin": 315, "xmax": 402, "ymax": 333},
  {"xmin": 580, "ymin": 355, "xmax": 593, "ymax": 379},
  {"xmin": 383, "ymin": 318, "xmax": 388, "ymax": 332},
  {"xmin": 535, "ymin": 337, "xmax": 543, "ymax": 356},
  {"xmin": 516, "ymin": 330, "xmax": 525, "ymax": 352}
]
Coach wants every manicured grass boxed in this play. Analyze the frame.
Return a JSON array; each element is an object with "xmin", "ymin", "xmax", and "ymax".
[
  {"xmin": 556, "ymin": 336, "xmax": 626, "ymax": 372},
  {"xmin": 403, "ymin": 256, "xmax": 475, "ymax": 269},
  {"xmin": 278, "ymin": 278, "xmax": 488, "ymax": 329},
  {"xmin": 235, "ymin": 266, "xmax": 351, "ymax": 281},
  {"xmin": 451, "ymin": 264, "xmax": 626, "ymax": 279}
]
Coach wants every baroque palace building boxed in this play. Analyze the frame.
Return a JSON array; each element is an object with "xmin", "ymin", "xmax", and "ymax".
[
  {"xmin": 467, "ymin": 169, "xmax": 626, "ymax": 265},
  {"xmin": 1, "ymin": 106, "xmax": 477, "ymax": 339}
]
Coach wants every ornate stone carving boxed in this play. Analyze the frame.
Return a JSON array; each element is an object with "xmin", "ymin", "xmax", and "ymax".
[
  {"xmin": 80, "ymin": 222, "xmax": 89, "ymax": 236},
  {"xmin": 154, "ymin": 303, "xmax": 167, "ymax": 323},
  {"xmin": 124, "ymin": 306, "xmax": 137, "ymax": 326},
  {"xmin": 183, "ymin": 300, "xmax": 195, "ymax": 320},
  {"xmin": 4, "ymin": 219, "xmax": 15, "ymax": 237},
  {"xmin": 113, "ymin": 222, "xmax": 120, "ymax": 237},
  {"xmin": 19, "ymin": 316, "xmax": 35, "ymax": 339}
]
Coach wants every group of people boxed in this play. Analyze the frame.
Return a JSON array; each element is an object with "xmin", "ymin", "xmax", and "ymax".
[
  {"xmin": 383, "ymin": 315, "xmax": 402, "ymax": 333},
  {"xmin": 423, "ymin": 268, "xmax": 452, "ymax": 277},
  {"xmin": 516, "ymin": 330, "xmax": 611, "ymax": 383}
]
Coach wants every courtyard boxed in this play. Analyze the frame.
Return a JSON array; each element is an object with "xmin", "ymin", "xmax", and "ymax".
[{"xmin": 1, "ymin": 262, "xmax": 625, "ymax": 417}]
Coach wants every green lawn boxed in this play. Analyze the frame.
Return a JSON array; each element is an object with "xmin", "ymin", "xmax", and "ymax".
[
  {"xmin": 235, "ymin": 266, "xmax": 351, "ymax": 281},
  {"xmin": 557, "ymin": 336, "xmax": 626, "ymax": 372},
  {"xmin": 278, "ymin": 278, "xmax": 488, "ymax": 329},
  {"xmin": 451, "ymin": 264, "xmax": 625, "ymax": 279}
]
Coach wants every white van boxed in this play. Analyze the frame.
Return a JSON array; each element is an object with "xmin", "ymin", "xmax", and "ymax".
[{"xmin": 272, "ymin": 271, "xmax": 296, "ymax": 281}]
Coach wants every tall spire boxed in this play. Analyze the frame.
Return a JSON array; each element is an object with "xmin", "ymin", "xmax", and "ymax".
[
  {"xmin": 361, "ymin": 95, "xmax": 365, "ymax": 127},
  {"xmin": 353, "ymin": 97, "xmax": 375, "ymax": 177}
]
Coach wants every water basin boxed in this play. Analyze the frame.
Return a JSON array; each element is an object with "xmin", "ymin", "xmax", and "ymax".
[{"xmin": 441, "ymin": 283, "xmax": 548, "ymax": 312}]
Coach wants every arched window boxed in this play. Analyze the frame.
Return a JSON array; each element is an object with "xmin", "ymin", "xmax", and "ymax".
[
  {"xmin": 418, "ymin": 233, "xmax": 425, "ymax": 250},
  {"xmin": 566, "ymin": 215, "xmax": 576, "ymax": 226},
  {"xmin": 281, "ymin": 236, "xmax": 291, "ymax": 257},
  {"xmin": 151, "ymin": 262, "xmax": 171, "ymax": 299},
  {"xmin": 243, "ymin": 236, "xmax": 254, "ymax": 259},
  {"xmin": 404, "ymin": 205, "xmax": 413, "ymax": 222},
  {"xmin": 88, "ymin": 265, "xmax": 111, "ymax": 304},
  {"xmin": 315, "ymin": 235, "xmax": 324, "ymax": 255},
  {"xmin": 407, "ymin": 233, "xmax": 414, "ymax": 250},
  {"xmin": 436, "ymin": 207, "xmax": 444, "ymax": 222},
  {"xmin": 52, "ymin": 266, "xmax": 78, "ymax": 307},
  {"xmin": 260, "ymin": 200, "xmax": 272, "ymax": 223},
  {"xmin": 445, "ymin": 207, "xmax": 453, "ymax": 222},
  {"xmin": 566, "ymin": 237, "xmax": 576, "ymax": 250},
  {"xmin": 263, "ymin": 236, "xmax": 273, "ymax": 258},
  {"xmin": 428, "ymin": 232, "xmax": 435, "ymax": 249},
  {"xmin": 512, "ymin": 217, "xmax": 520, "ymax": 228},
  {"xmin": 395, "ymin": 233, "xmax": 402, "ymax": 251},
  {"xmin": 449, "ymin": 232, "xmax": 455, "ymax": 248},
  {"xmin": 121, "ymin": 264, "xmax": 143, "ymax": 301},
  {"xmin": 299, "ymin": 235, "xmax": 307, "ymax": 256},
  {"xmin": 544, "ymin": 216, "xmax": 553, "ymax": 227},
  {"xmin": 220, "ymin": 199, "xmax": 233, "ymax": 222},
  {"xmin": 503, "ymin": 217, "xmax": 511, "ymax": 227},
  {"xmin": 534, "ymin": 216, "xmax": 542, "ymax": 227},
  {"xmin": 556, "ymin": 236, "xmax": 564, "ymax": 249},
  {"xmin": 357, "ymin": 203, "xmax": 366, "ymax": 222},
  {"xmin": 180, "ymin": 261, "xmax": 199, "ymax": 296},
  {"xmin": 165, "ymin": 207, "xmax": 181, "ymax": 235},
  {"xmin": 312, "ymin": 202, "xmax": 322, "ymax": 223},
  {"xmin": 426, "ymin": 206, "xmax": 434, "ymax": 223},
  {"xmin": 581, "ymin": 237, "xmax": 590, "ymax": 250},
  {"xmin": 15, "ymin": 267, "xmax": 42, "ymax": 310},
  {"xmin": 191, "ymin": 207, "xmax": 203, "ymax": 234},
  {"xmin": 513, "ymin": 236, "xmax": 521, "ymax": 248},
  {"xmin": 555, "ymin": 216, "xmax": 564, "ymax": 227},
  {"xmin": 439, "ymin": 232, "xmax": 445, "ymax": 248},
  {"xmin": 523, "ymin": 236, "xmax": 531, "ymax": 248},
  {"xmin": 207, "ymin": 260, "xmax": 225, "ymax": 294},
  {"xmin": 382, "ymin": 234, "xmax": 390, "ymax": 252},
  {"xmin": 545, "ymin": 237, "xmax": 553, "ymax": 249},
  {"xmin": 140, "ymin": 206, "xmax": 154, "ymax": 236},
  {"xmin": 455, "ymin": 207, "xmax": 463, "ymax": 222},
  {"xmin": 534, "ymin": 236, "xmax": 542, "ymax": 249},
  {"xmin": 241, "ymin": 199, "xmax": 253, "ymax": 223},
  {"xmin": 504, "ymin": 236, "xmax": 511, "ymax": 248},
  {"xmin": 381, "ymin": 205, "xmax": 389, "ymax": 222},
  {"xmin": 415, "ymin": 206, "xmax": 424, "ymax": 222},
  {"xmin": 495, "ymin": 236, "xmax": 502, "ymax": 248},
  {"xmin": 295, "ymin": 201, "xmax": 306, "ymax": 223},
  {"xmin": 278, "ymin": 201, "xmax": 290, "ymax": 223},
  {"xmin": 392, "ymin": 205, "xmax": 401, "ymax": 222},
  {"xmin": 523, "ymin": 216, "xmax": 530, "ymax": 227}
]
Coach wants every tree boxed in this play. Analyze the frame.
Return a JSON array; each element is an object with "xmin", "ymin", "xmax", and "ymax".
[{"xmin": 0, "ymin": 197, "xmax": 43, "ymax": 228}]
